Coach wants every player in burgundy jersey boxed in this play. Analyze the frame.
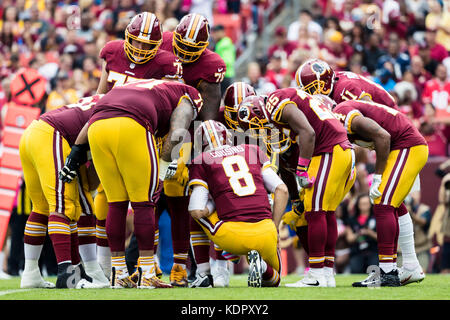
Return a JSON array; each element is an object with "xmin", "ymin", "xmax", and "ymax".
[
  {"xmin": 239, "ymin": 90, "xmax": 355, "ymax": 287},
  {"xmin": 159, "ymin": 13, "xmax": 227, "ymax": 286},
  {"xmin": 96, "ymin": 12, "xmax": 182, "ymax": 93},
  {"xmin": 94, "ymin": 12, "xmax": 182, "ymax": 280},
  {"xmin": 296, "ymin": 58, "xmax": 398, "ymax": 109},
  {"xmin": 20, "ymin": 95, "xmax": 109, "ymax": 289},
  {"xmin": 61, "ymin": 79, "xmax": 202, "ymax": 288},
  {"xmin": 332, "ymin": 98, "xmax": 428, "ymax": 286},
  {"xmin": 187, "ymin": 120, "xmax": 289, "ymax": 287}
]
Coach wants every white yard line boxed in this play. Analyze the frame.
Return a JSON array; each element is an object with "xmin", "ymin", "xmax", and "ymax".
[{"xmin": 0, "ymin": 289, "xmax": 33, "ymax": 296}]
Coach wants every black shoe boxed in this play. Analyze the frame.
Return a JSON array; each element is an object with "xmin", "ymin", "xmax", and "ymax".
[
  {"xmin": 247, "ymin": 250, "xmax": 262, "ymax": 288},
  {"xmin": 380, "ymin": 269, "xmax": 401, "ymax": 287},
  {"xmin": 56, "ymin": 262, "xmax": 76, "ymax": 288},
  {"xmin": 189, "ymin": 272, "xmax": 214, "ymax": 288},
  {"xmin": 352, "ymin": 271, "xmax": 380, "ymax": 287}
]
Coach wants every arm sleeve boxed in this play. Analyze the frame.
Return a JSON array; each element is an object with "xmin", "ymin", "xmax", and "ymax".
[
  {"xmin": 262, "ymin": 167, "xmax": 284, "ymax": 193},
  {"xmin": 188, "ymin": 185, "xmax": 210, "ymax": 211}
]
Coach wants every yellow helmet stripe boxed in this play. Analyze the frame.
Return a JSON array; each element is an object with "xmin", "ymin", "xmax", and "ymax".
[{"xmin": 204, "ymin": 120, "xmax": 219, "ymax": 148}]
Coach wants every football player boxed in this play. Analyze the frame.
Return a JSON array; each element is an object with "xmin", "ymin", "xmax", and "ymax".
[
  {"xmin": 295, "ymin": 58, "xmax": 398, "ymax": 109},
  {"xmin": 188, "ymin": 120, "xmax": 289, "ymax": 288},
  {"xmin": 297, "ymin": 59, "xmax": 427, "ymax": 286},
  {"xmin": 94, "ymin": 12, "xmax": 182, "ymax": 279},
  {"xmin": 158, "ymin": 13, "xmax": 227, "ymax": 287},
  {"xmin": 187, "ymin": 81, "xmax": 257, "ymax": 287},
  {"xmin": 240, "ymin": 91, "xmax": 355, "ymax": 287},
  {"xmin": 332, "ymin": 98, "xmax": 428, "ymax": 286},
  {"xmin": 20, "ymin": 95, "xmax": 109, "ymax": 289},
  {"xmin": 61, "ymin": 79, "xmax": 203, "ymax": 288}
]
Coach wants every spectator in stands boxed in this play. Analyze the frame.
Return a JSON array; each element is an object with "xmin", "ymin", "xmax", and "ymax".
[
  {"xmin": 418, "ymin": 103, "xmax": 448, "ymax": 157},
  {"xmin": 346, "ymin": 193, "xmax": 378, "ymax": 274},
  {"xmin": 417, "ymin": 40, "xmax": 440, "ymax": 76},
  {"xmin": 373, "ymin": 64, "xmax": 397, "ymax": 93},
  {"xmin": 425, "ymin": 0, "xmax": 450, "ymax": 52},
  {"xmin": 422, "ymin": 63, "xmax": 450, "ymax": 126},
  {"xmin": 363, "ymin": 33, "xmax": 387, "ymax": 74},
  {"xmin": 409, "ymin": 54, "xmax": 433, "ymax": 100},
  {"xmin": 265, "ymin": 51, "xmax": 289, "ymax": 89},
  {"xmin": 45, "ymin": 71, "xmax": 80, "ymax": 112},
  {"xmin": 377, "ymin": 33, "xmax": 411, "ymax": 81},
  {"xmin": 267, "ymin": 26, "xmax": 298, "ymax": 62},
  {"xmin": 242, "ymin": 61, "xmax": 276, "ymax": 95},
  {"xmin": 287, "ymin": 9, "xmax": 322, "ymax": 43},
  {"xmin": 211, "ymin": 24, "xmax": 236, "ymax": 95},
  {"xmin": 320, "ymin": 29, "xmax": 353, "ymax": 71},
  {"xmin": 424, "ymin": 27, "xmax": 449, "ymax": 63}
]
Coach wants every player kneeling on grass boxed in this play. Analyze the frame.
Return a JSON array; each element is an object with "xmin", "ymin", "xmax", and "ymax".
[{"xmin": 188, "ymin": 120, "xmax": 289, "ymax": 288}]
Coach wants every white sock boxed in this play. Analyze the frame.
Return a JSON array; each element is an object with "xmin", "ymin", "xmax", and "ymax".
[
  {"xmin": 196, "ymin": 262, "xmax": 211, "ymax": 275},
  {"xmin": 324, "ymin": 267, "xmax": 334, "ymax": 277},
  {"xmin": 97, "ymin": 246, "xmax": 111, "ymax": 271},
  {"xmin": 24, "ymin": 244, "xmax": 43, "ymax": 261},
  {"xmin": 309, "ymin": 267, "xmax": 324, "ymax": 278},
  {"xmin": 216, "ymin": 259, "xmax": 227, "ymax": 269},
  {"xmin": 379, "ymin": 262, "xmax": 394, "ymax": 273},
  {"xmin": 23, "ymin": 259, "xmax": 40, "ymax": 273},
  {"xmin": 398, "ymin": 213, "xmax": 420, "ymax": 269},
  {"xmin": 261, "ymin": 259, "xmax": 267, "ymax": 273},
  {"xmin": 79, "ymin": 243, "xmax": 97, "ymax": 263}
]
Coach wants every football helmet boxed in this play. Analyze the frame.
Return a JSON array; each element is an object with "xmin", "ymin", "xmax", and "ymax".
[
  {"xmin": 314, "ymin": 94, "xmax": 336, "ymax": 110},
  {"xmin": 295, "ymin": 58, "xmax": 335, "ymax": 95},
  {"xmin": 223, "ymin": 82, "xmax": 257, "ymax": 131},
  {"xmin": 236, "ymin": 95, "xmax": 270, "ymax": 139},
  {"xmin": 124, "ymin": 12, "xmax": 162, "ymax": 64},
  {"xmin": 194, "ymin": 120, "xmax": 232, "ymax": 152},
  {"xmin": 173, "ymin": 13, "xmax": 210, "ymax": 63}
]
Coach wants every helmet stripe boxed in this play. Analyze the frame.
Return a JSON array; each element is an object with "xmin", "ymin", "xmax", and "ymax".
[
  {"xmin": 187, "ymin": 14, "xmax": 201, "ymax": 40},
  {"xmin": 236, "ymin": 82, "xmax": 243, "ymax": 106},
  {"xmin": 204, "ymin": 120, "xmax": 219, "ymax": 149}
]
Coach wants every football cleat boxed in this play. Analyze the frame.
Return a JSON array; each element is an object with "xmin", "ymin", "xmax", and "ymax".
[
  {"xmin": 324, "ymin": 269, "xmax": 336, "ymax": 288},
  {"xmin": 352, "ymin": 269, "xmax": 401, "ymax": 287},
  {"xmin": 75, "ymin": 278, "xmax": 110, "ymax": 289},
  {"xmin": 189, "ymin": 272, "xmax": 214, "ymax": 288},
  {"xmin": 139, "ymin": 271, "xmax": 173, "ymax": 289},
  {"xmin": 83, "ymin": 261, "xmax": 110, "ymax": 286},
  {"xmin": 213, "ymin": 266, "xmax": 230, "ymax": 288},
  {"xmin": 20, "ymin": 268, "xmax": 55, "ymax": 289},
  {"xmin": 398, "ymin": 265, "xmax": 425, "ymax": 285},
  {"xmin": 110, "ymin": 267, "xmax": 136, "ymax": 288},
  {"xmin": 285, "ymin": 270, "xmax": 327, "ymax": 288},
  {"xmin": 352, "ymin": 271, "xmax": 380, "ymax": 287},
  {"xmin": 170, "ymin": 264, "xmax": 188, "ymax": 287},
  {"xmin": 247, "ymin": 250, "xmax": 262, "ymax": 288}
]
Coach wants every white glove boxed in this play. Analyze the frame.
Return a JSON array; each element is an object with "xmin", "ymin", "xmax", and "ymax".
[
  {"xmin": 159, "ymin": 159, "xmax": 178, "ymax": 181},
  {"xmin": 369, "ymin": 174, "xmax": 383, "ymax": 204}
]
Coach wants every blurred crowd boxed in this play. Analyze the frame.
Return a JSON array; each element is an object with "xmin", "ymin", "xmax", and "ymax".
[{"xmin": 1, "ymin": 0, "xmax": 450, "ymax": 277}]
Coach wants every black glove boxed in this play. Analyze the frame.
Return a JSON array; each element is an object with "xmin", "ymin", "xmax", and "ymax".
[{"xmin": 58, "ymin": 144, "xmax": 88, "ymax": 183}]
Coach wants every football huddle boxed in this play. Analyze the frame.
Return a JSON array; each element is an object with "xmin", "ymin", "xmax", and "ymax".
[{"xmin": 17, "ymin": 11, "xmax": 428, "ymax": 290}]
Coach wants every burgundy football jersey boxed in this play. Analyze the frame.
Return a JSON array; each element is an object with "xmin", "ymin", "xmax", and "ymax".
[
  {"xmin": 89, "ymin": 79, "xmax": 203, "ymax": 137},
  {"xmin": 333, "ymin": 100, "xmax": 427, "ymax": 150},
  {"xmin": 265, "ymin": 88, "xmax": 351, "ymax": 156},
  {"xmin": 189, "ymin": 144, "xmax": 273, "ymax": 222},
  {"xmin": 100, "ymin": 40, "xmax": 182, "ymax": 91},
  {"xmin": 160, "ymin": 32, "xmax": 226, "ymax": 88},
  {"xmin": 40, "ymin": 95, "xmax": 102, "ymax": 145},
  {"xmin": 332, "ymin": 71, "xmax": 398, "ymax": 109}
]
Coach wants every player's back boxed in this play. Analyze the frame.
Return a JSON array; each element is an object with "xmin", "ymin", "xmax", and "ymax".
[
  {"xmin": 266, "ymin": 87, "xmax": 350, "ymax": 156},
  {"xmin": 333, "ymin": 71, "xmax": 397, "ymax": 109},
  {"xmin": 40, "ymin": 95, "xmax": 102, "ymax": 145},
  {"xmin": 334, "ymin": 99, "xmax": 427, "ymax": 150},
  {"xmin": 89, "ymin": 79, "xmax": 202, "ymax": 137},
  {"xmin": 190, "ymin": 144, "xmax": 272, "ymax": 222}
]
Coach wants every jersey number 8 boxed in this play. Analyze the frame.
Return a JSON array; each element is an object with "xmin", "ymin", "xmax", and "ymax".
[{"xmin": 222, "ymin": 155, "xmax": 256, "ymax": 197}]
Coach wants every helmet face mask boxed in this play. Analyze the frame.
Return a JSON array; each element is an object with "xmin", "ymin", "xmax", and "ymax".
[
  {"xmin": 173, "ymin": 14, "xmax": 210, "ymax": 63},
  {"xmin": 124, "ymin": 12, "xmax": 162, "ymax": 64},
  {"xmin": 223, "ymin": 82, "xmax": 257, "ymax": 131}
]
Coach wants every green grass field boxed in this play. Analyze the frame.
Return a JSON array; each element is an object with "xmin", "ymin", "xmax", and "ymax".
[{"xmin": 0, "ymin": 274, "xmax": 449, "ymax": 300}]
